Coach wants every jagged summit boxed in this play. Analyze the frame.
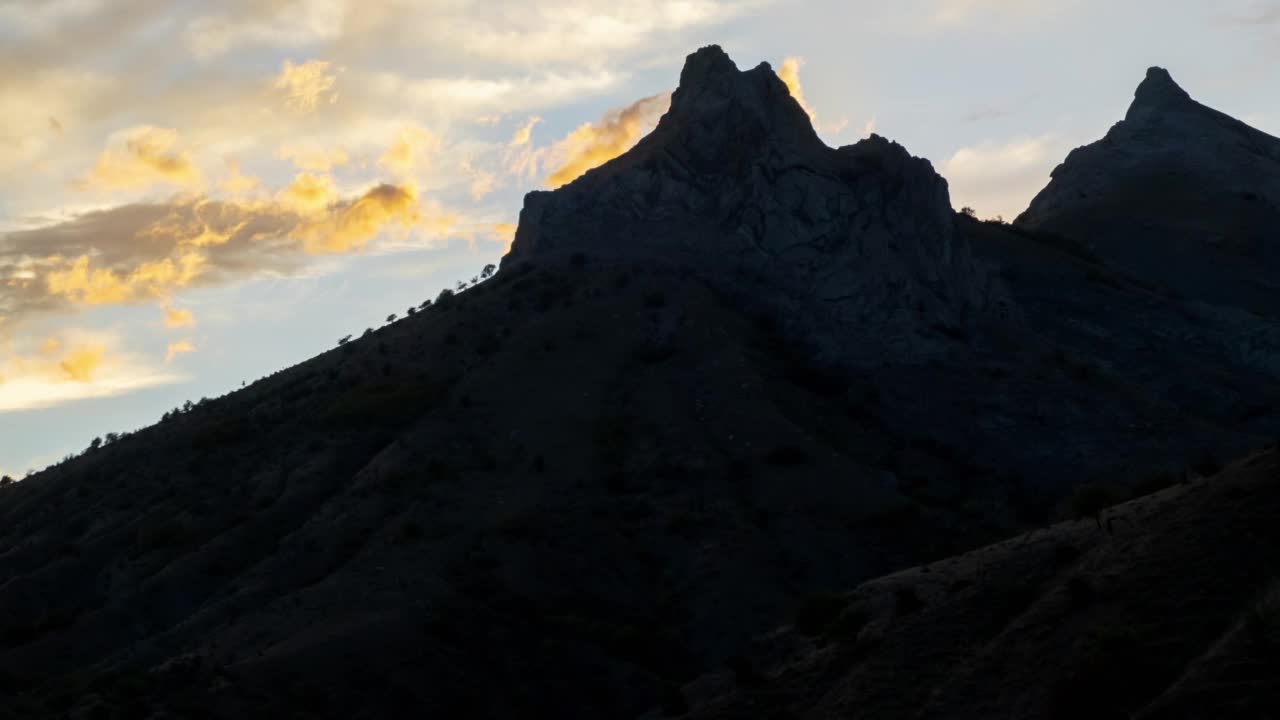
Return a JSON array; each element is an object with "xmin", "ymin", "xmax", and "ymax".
[
  {"xmin": 652, "ymin": 44, "xmax": 826, "ymax": 170},
  {"xmin": 506, "ymin": 45, "xmax": 999, "ymax": 364},
  {"xmin": 1018, "ymin": 65, "xmax": 1280, "ymax": 314},
  {"xmin": 676, "ymin": 44, "xmax": 738, "ymax": 85},
  {"xmin": 1126, "ymin": 66, "xmax": 1193, "ymax": 119}
]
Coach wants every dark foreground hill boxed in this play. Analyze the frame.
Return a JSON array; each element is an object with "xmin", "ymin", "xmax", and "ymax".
[
  {"xmin": 675, "ymin": 448, "xmax": 1280, "ymax": 720},
  {"xmin": 1, "ymin": 47, "xmax": 1279, "ymax": 719}
]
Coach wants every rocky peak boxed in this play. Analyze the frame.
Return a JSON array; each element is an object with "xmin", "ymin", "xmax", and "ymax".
[
  {"xmin": 655, "ymin": 45, "xmax": 826, "ymax": 171},
  {"xmin": 1126, "ymin": 66, "xmax": 1193, "ymax": 121},
  {"xmin": 1017, "ymin": 65, "xmax": 1280, "ymax": 315},
  {"xmin": 506, "ymin": 46, "xmax": 1001, "ymax": 364}
]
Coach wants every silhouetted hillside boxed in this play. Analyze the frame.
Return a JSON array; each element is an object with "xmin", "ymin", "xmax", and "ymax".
[
  {"xmin": 1, "ymin": 47, "xmax": 1278, "ymax": 719},
  {"xmin": 675, "ymin": 447, "xmax": 1280, "ymax": 719}
]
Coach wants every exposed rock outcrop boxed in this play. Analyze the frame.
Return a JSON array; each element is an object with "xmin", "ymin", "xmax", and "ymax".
[
  {"xmin": 507, "ymin": 45, "xmax": 1000, "ymax": 363},
  {"xmin": 1017, "ymin": 67, "xmax": 1280, "ymax": 314}
]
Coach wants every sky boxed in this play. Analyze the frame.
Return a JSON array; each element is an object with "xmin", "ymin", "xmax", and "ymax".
[{"xmin": 1, "ymin": 0, "xmax": 1278, "ymax": 477}]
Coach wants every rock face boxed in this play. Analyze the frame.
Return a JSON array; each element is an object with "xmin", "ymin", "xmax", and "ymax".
[
  {"xmin": 507, "ymin": 45, "xmax": 999, "ymax": 363},
  {"xmin": 1016, "ymin": 67, "xmax": 1280, "ymax": 314}
]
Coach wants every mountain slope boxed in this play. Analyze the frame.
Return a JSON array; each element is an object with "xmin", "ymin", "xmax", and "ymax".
[
  {"xmin": 675, "ymin": 447, "xmax": 1280, "ymax": 719},
  {"xmin": 1016, "ymin": 67, "xmax": 1280, "ymax": 315},
  {"xmin": 1, "ymin": 48, "xmax": 1280, "ymax": 720},
  {"xmin": 0, "ymin": 260, "xmax": 1017, "ymax": 719}
]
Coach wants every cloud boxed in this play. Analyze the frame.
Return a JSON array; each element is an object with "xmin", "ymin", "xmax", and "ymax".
[
  {"xmin": 510, "ymin": 116, "xmax": 542, "ymax": 146},
  {"xmin": 378, "ymin": 125, "xmax": 439, "ymax": 178},
  {"xmin": 276, "ymin": 144, "xmax": 350, "ymax": 172},
  {"xmin": 165, "ymin": 339, "xmax": 195, "ymax": 363},
  {"xmin": 78, "ymin": 126, "xmax": 202, "ymax": 191},
  {"xmin": 0, "ymin": 330, "xmax": 182, "ymax": 412},
  {"xmin": 291, "ymin": 183, "xmax": 433, "ymax": 254},
  {"xmin": 941, "ymin": 135, "xmax": 1066, "ymax": 219},
  {"xmin": 219, "ymin": 159, "xmax": 262, "ymax": 195},
  {"xmin": 273, "ymin": 59, "xmax": 338, "ymax": 113},
  {"xmin": 1, "ymin": 181, "xmax": 443, "ymax": 326},
  {"xmin": 544, "ymin": 92, "xmax": 671, "ymax": 188},
  {"xmin": 777, "ymin": 56, "xmax": 851, "ymax": 137},
  {"xmin": 186, "ymin": 1, "xmax": 346, "ymax": 58},
  {"xmin": 46, "ymin": 252, "xmax": 206, "ymax": 305},
  {"xmin": 927, "ymin": 0, "xmax": 1070, "ymax": 28},
  {"xmin": 278, "ymin": 172, "xmax": 338, "ymax": 214},
  {"xmin": 1218, "ymin": 2, "xmax": 1280, "ymax": 25},
  {"xmin": 469, "ymin": 170, "xmax": 497, "ymax": 200},
  {"xmin": 778, "ymin": 57, "xmax": 816, "ymax": 121},
  {"xmin": 490, "ymin": 222, "xmax": 518, "ymax": 252},
  {"xmin": 163, "ymin": 306, "xmax": 195, "ymax": 328}
]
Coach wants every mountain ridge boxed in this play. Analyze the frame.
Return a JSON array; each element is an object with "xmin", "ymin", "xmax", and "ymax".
[
  {"xmin": 0, "ymin": 47, "xmax": 1279, "ymax": 719},
  {"xmin": 1017, "ymin": 65, "xmax": 1280, "ymax": 315},
  {"xmin": 508, "ymin": 44, "xmax": 998, "ymax": 366}
]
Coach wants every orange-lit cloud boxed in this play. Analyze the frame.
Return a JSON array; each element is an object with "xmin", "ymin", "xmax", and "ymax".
[
  {"xmin": 219, "ymin": 159, "xmax": 261, "ymax": 195},
  {"xmin": 544, "ymin": 92, "xmax": 670, "ymax": 188},
  {"xmin": 46, "ymin": 252, "xmax": 206, "ymax": 305},
  {"xmin": 143, "ymin": 198, "xmax": 251, "ymax": 248},
  {"xmin": 0, "ymin": 332, "xmax": 182, "ymax": 412},
  {"xmin": 165, "ymin": 340, "xmax": 195, "ymax": 363},
  {"xmin": 3, "ymin": 178, "xmax": 447, "ymax": 324},
  {"xmin": 490, "ymin": 222, "xmax": 517, "ymax": 252},
  {"xmin": 79, "ymin": 126, "xmax": 202, "ymax": 191},
  {"xmin": 59, "ymin": 345, "xmax": 104, "ymax": 381},
  {"xmin": 292, "ymin": 183, "xmax": 428, "ymax": 254},
  {"xmin": 378, "ymin": 125, "xmax": 438, "ymax": 178},
  {"xmin": 778, "ymin": 57, "xmax": 815, "ymax": 121},
  {"xmin": 276, "ymin": 144, "xmax": 350, "ymax": 172},
  {"xmin": 278, "ymin": 172, "xmax": 337, "ymax": 213},
  {"xmin": 0, "ymin": 341, "xmax": 102, "ymax": 385},
  {"xmin": 510, "ymin": 116, "xmax": 541, "ymax": 146},
  {"xmin": 163, "ymin": 306, "xmax": 195, "ymax": 328},
  {"xmin": 274, "ymin": 59, "xmax": 338, "ymax": 113}
]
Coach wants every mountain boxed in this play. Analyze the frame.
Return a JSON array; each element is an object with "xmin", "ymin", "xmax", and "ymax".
[
  {"xmin": 673, "ymin": 446, "xmax": 1280, "ymax": 719},
  {"xmin": 1, "ymin": 48, "xmax": 1279, "ymax": 719},
  {"xmin": 1017, "ymin": 67, "xmax": 1280, "ymax": 316},
  {"xmin": 508, "ymin": 44, "xmax": 999, "ymax": 365}
]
